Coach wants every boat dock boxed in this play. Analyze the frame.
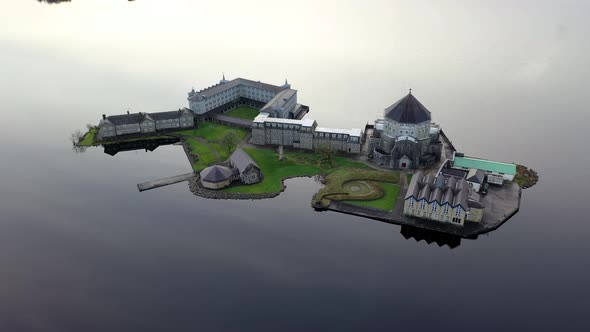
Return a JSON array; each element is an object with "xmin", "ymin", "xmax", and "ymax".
[{"xmin": 137, "ymin": 172, "xmax": 196, "ymax": 192}]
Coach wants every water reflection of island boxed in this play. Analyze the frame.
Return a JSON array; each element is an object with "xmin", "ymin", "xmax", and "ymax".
[
  {"xmin": 400, "ymin": 226, "xmax": 463, "ymax": 249},
  {"xmin": 102, "ymin": 138, "xmax": 180, "ymax": 156}
]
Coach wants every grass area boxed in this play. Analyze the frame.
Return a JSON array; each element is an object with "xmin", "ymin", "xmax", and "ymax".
[
  {"xmin": 184, "ymin": 137, "xmax": 219, "ymax": 171},
  {"xmin": 175, "ymin": 122, "xmax": 248, "ymax": 171},
  {"xmin": 313, "ymin": 167, "xmax": 400, "ymax": 208},
  {"xmin": 174, "ymin": 122, "xmax": 248, "ymax": 142},
  {"xmin": 407, "ymin": 173, "xmax": 414, "ymax": 184},
  {"xmin": 224, "ymin": 148, "xmax": 369, "ymax": 194},
  {"xmin": 224, "ymin": 106, "xmax": 260, "ymax": 120},
  {"xmin": 78, "ymin": 128, "xmax": 97, "ymax": 146},
  {"xmin": 342, "ymin": 182, "xmax": 401, "ymax": 211}
]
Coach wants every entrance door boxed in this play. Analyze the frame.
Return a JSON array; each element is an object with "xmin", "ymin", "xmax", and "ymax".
[{"xmin": 401, "ymin": 162, "xmax": 407, "ymax": 168}]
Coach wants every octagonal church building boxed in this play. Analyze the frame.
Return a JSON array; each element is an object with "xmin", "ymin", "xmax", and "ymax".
[{"xmin": 369, "ymin": 91, "xmax": 442, "ymax": 169}]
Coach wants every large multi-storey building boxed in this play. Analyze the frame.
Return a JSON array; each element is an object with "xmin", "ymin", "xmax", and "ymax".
[
  {"xmin": 369, "ymin": 91, "xmax": 442, "ymax": 169},
  {"xmin": 251, "ymin": 113, "xmax": 362, "ymax": 154},
  {"xmin": 187, "ymin": 76, "xmax": 305, "ymax": 119},
  {"xmin": 404, "ymin": 171, "xmax": 483, "ymax": 226}
]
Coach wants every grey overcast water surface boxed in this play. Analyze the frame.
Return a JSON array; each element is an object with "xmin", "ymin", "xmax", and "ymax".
[{"xmin": 1, "ymin": 1, "xmax": 589, "ymax": 331}]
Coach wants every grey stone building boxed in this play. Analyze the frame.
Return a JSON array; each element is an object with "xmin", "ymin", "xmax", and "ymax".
[
  {"xmin": 229, "ymin": 148, "xmax": 262, "ymax": 185},
  {"xmin": 369, "ymin": 92, "xmax": 442, "ymax": 169},
  {"xmin": 251, "ymin": 113, "xmax": 362, "ymax": 154},
  {"xmin": 404, "ymin": 171, "xmax": 484, "ymax": 226},
  {"xmin": 97, "ymin": 109, "xmax": 195, "ymax": 140},
  {"xmin": 187, "ymin": 76, "xmax": 306, "ymax": 119}
]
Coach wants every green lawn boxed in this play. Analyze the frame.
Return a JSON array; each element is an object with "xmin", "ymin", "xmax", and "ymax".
[
  {"xmin": 175, "ymin": 123, "xmax": 248, "ymax": 171},
  {"xmin": 224, "ymin": 106, "xmax": 260, "ymax": 120},
  {"xmin": 313, "ymin": 167, "xmax": 400, "ymax": 208},
  {"xmin": 342, "ymin": 182, "xmax": 401, "ymax": 211},
  {"xmin": 184, "ymin": 137, "xmax": 219, "ymax": 171},
  {"xmin": 224, "ymin": 148, "xmax": 369, "ymax": 194},
  {"xmin": 174, "ymin": 122, "xmax": 248, "ymax": 142},
  {"xmin": 78, "ymin": 128, "xmax": 97, "ymax": 146}
]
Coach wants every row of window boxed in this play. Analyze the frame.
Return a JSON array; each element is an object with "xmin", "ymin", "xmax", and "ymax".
[{"xmin": 410, "ymin": 198, "xmax": 463, "ymax": 216}]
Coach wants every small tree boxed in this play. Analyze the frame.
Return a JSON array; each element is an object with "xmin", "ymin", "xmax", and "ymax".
[
  {"xmin": 316, "ymin": 143, "xmax": 335, "ymax": 169},
  {"xmin": 70, "ymin": 130, "xmax": 83, "ymax": 145},
  {"xmin": 221, "ymin": 132, "xmax": 239, "ymax": 154}
]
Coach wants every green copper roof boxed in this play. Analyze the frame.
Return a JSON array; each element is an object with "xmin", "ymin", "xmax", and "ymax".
[{"xmin": 453, "ymin": 156, "xmax": 516, "ymax": 175}]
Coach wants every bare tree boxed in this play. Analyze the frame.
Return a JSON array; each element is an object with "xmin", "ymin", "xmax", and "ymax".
[
  {"xmin": 221, "ymin": 132, "xmax": 239, "ymax": 154},
  {"xmin": 316, "ymin": 143, "xmax": 335, "ymax": 168},
  {"xmin": 70, "ymin": 130, "xmax": 83, "ymax": 146}
]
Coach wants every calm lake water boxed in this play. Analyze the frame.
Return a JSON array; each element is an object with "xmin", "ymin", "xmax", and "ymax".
[{"xmin": 1, "ymin": 1, "xmax": 589, "ymax": 331}]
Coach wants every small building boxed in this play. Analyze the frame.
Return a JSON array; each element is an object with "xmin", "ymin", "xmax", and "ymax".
[
  {"xmin": 229, "ymin": 148, "xmax": 262, "ymax": 184},
  {"xmin": 466, "ymin": 168, "xmax": 485, "ymax": 192},
  {"xmin": 404, "ymin": 171, "xmax": 484, "ymax": 226},
  {"xmin": 199, "ymin": 165, "xmax": 236, "ymax": 189},
  {"xmin": 451, "ymin": 153, "xmax": 516, "ymax": 185}
]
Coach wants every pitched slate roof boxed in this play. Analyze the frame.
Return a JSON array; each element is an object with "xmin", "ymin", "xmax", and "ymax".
[
  {"xmin": 384, "ymin": 93, "xmax": 431, "ymax": 124},
  {"xmin": 230, "ymin": 148, "xmax": 259, "ymax": 173},
  {"xmin": 150, "ymin": 110, "xmax": 184, "ymax": 121},
  {"xmin": 199, "ymin": 165, "xmax": 234, "ymax": 183},
  {"xmin": 405, "ymin": 171, "xmax": 470, "ymax": 209},
  {"xmin": 466, "ymin": 169, "xmax": 485, "ymax": 184},
  {"xmin": 196, "ymin": 78, "xmax": 285, "ymax": 97},
  {"xmin": 106, "ymin": 113, "xmax": 145, "ymax": 126}
]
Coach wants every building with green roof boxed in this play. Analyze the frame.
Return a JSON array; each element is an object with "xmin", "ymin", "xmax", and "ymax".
[{"xmin": 451, "ymin": 154, "xmax": 516, "ymax": 184}]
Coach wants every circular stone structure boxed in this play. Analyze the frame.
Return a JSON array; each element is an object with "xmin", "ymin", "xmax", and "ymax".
[{"xmin": 199, "ymin": 165, "xmax": 235, "ymax": 190}]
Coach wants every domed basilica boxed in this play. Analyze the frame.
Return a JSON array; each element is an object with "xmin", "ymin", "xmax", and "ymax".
[{"xmin": 368, "ymin": 91, "xmax": 442, "ymax": 169}]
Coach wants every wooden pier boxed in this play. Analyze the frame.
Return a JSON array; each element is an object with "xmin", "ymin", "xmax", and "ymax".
[{"xmin": 137, "ymin": 172, "xmax": 196, "ymax": 192}]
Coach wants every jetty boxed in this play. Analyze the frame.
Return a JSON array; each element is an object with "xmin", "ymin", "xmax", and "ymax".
[{"xmin": 137, "ymin": 172, "xmax": 196, "ymax": 192}]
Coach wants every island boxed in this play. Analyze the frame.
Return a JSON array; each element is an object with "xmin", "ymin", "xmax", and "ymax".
[{"xmin": 75, "ymin": 75, "xmax": 538, "ymax": 239}]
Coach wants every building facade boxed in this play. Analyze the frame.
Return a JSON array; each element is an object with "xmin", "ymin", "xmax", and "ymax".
[
  {"xmin": 369, "ymin": 92, "xmax": 442, "ymax": 169},
  {"xmin": 187, "ymin": 77, "xmax": 304, "ymax": 119},
  {"xmin": 404, "ymin": 171, "xmax": 484, "ymax": 226},
  {"xmin": 251, "ymin": 113, "xmax": 362, "ymax": 154},
  {"xmin": 97, "ymin": 109, "xmax": 195, "ymax": 140},
  {"xmin": 229, "ymin": 148, "xmax": 263, "ymax": 185},
  {"xmin": 450, "ymin": 153, "xmax": 516, "ymax": 185}
]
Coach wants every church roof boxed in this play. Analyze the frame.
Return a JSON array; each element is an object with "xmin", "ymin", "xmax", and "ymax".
[
  {"xmin": 384, "ymin": 93, "xmax": 431, "ymax": 124},
  {"xmin": 200, "ymin": 165, "xmax": 234, "ymax": 183}
]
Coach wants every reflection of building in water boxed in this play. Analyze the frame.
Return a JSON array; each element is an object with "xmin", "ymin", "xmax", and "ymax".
[
  {"xmin": 404, "ymin": 171, "xmax": 484, "ymax": 226},
  {"xmin": 102, "ymin": 137, "xmax": 180, "ymax": 156},
  {"xmin": 400, "ymin": 226, "xmax": 462, "ymax": 249},
  {"xmin": 368, "ymin": 91, "xmax": 442, "ymax": 169}
]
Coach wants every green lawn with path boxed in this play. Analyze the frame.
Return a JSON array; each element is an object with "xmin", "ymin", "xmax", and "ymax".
[
  {"xmin": 224, "ymin": 148, "xmax": 370, "ymax": 194},
  {"xmin": 223, "ymin": 106, "xmax": 260, "ymax": 120},
  {"xmin": 342, "ymin": 182, "xmax": 401, "ymax": 211},
  {"xmin": 175, "ymin": 123, "xmax": 248, "ymax": 171},
  {"xmin": 313, "ymin": 167, "xmax": 400, "ymax": 208}
]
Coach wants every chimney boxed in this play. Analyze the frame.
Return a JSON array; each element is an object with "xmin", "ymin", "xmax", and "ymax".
[{"xmin": 102, "ymin": 114, "xmax": 106, "ymax": 120}]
